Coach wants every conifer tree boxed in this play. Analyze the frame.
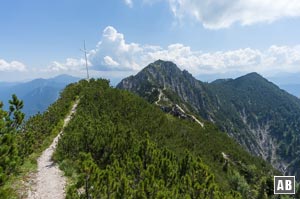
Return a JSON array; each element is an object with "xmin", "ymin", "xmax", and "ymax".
[{"xmin": 0, "ymin": 95, "xmax": 24, "ymax": 197}]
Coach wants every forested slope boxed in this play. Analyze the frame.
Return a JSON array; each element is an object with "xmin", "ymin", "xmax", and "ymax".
[
  {"xmin": 2, "ymin": 78, "xmax": 298, "ymax": 198},
  {"xmin": 51, "ymin": 79, "xmax": 280, "ymax": 198},
  {"xmin": 117, "ymin": 60, "xmax": 300, "ymax": 181}
]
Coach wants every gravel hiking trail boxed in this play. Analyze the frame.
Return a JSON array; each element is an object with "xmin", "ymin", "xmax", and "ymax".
[{"xmin": 27, "ymin": 100, "xmax": 79, "ymax": 199}]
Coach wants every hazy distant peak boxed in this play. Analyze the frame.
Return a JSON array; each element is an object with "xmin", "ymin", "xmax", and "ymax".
[{"xmin": 49, "ymin": 74, "xmax": 80, "ymax": 83}]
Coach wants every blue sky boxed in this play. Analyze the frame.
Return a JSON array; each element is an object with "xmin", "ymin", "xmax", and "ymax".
[{"xmin": 1, "ymin": 0, "xmax": 300, "ymax": 84}]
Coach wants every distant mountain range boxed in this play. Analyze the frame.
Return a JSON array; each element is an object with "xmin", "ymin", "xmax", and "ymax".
[
  {"xmin": 117, "ymin": 60, "xmax": 300, "ymax": 180},
  {"xmin": 0, "ymin": 74, "xmax": 80, "ymax": 118}
]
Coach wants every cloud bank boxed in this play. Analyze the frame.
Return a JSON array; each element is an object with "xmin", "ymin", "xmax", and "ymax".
[
  {"xmin": 126, "ymin": 0, "xmax": 300, "ymax": 29},
  {"xmin": 47, "ymin": 58, "xmax": 88, "ymax": 72},
  {"xmin": 4, "ymin": 26, "xmax": 299, "ymax": 82},
  {"xmin": 169, "ymin": 0, "xmax": 300, "ymax": 29},
  {"xmin": 52, "ymin": 26, "xmax": 300, "ymax": 77},
  {"xmin": 0, "ymin": 59, "xmax": 27, "ymax": 72}
]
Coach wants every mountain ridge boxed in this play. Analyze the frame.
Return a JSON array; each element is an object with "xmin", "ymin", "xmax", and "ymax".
[
  {"xmin": 0, "ymin": 77, "xmax": 288, "ymax": 198},
  {"xmin": 52, "ymin": 79, "xmax": 278, "ymax": 198},
  {"xmin": 117, "ymin": 60, "xmax": 300, "ymax": 180}
]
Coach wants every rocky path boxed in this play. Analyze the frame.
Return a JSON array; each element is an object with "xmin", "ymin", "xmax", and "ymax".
[
  {"xmin": 155, "ymin": 89, "xmax": 163, "ymax": 105},
  {"xmin": 154, "ymin": 90, "xmax": 204, "ymax": 128},
  {"xmin": 27, "ymin": 100, "xmax": 79, "ymax": 199},
  {"xmin": 175, "ymin": 104, "xmax": 204, "ymax": 128}
]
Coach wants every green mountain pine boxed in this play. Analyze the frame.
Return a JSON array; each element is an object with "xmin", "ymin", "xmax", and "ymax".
[
  {"xmin": 51, "ymin": 79, "xmax": 278, "ymax": 198},
  {"xmin": 0, "ymin": 76, "xmax": 292, "ymax": 198},
  {"xmin": 117, "ymin": 60, "xmax": 300, "ymax": 181}
]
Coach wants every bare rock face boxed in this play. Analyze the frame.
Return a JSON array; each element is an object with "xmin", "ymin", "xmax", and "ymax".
[{"xmin": 117, "ymin": 60, "xmax": 300, "ymax": 180}]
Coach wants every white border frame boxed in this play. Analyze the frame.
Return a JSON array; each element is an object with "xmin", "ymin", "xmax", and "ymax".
[{"xmin": 274, "ymin": 176, "xmax": 295, "ymax": 195}]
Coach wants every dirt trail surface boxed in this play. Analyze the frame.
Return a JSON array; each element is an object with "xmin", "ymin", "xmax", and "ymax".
[
  {"xmin": 155, "ymin": 89, "xmax": 163, "ymax": 105},
  {"xmin": 27, "ymin": 100, "xmax": 79, "ymax": 199}
]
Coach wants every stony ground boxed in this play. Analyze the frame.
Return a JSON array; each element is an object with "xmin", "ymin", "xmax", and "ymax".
[{"xmin": 27, "ymin": 100, "xmax": 79, "ymax": 199}]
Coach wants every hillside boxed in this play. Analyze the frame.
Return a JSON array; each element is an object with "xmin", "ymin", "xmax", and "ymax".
[
  {"xmin": 117, "ymin": 60, "xmax": 300, "ymax": 180},
  {"xmin": 50, "ymin": 79, "xmax": 279, "ymax": 198},
  {"xmin": 1, "ymin": 77, "xmax": 298, "ymax": 198}
]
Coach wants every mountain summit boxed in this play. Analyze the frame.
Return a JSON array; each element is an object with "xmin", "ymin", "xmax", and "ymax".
[
  {"xmin": 118, "ymin": 60, "xmax": 188, "ymax": 91},
  {"xmin": 118, "ymin": 60, "xmax": 205, "ymax": 107},
  {"xmin": 117, "ymin": 60, "xmax": 300, "ymax": 180}
]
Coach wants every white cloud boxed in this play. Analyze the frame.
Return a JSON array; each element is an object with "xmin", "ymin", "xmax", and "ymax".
[
  {"xmin": 146, "ymin": 44, "xmax": 300, "ymax": 75},
  {"xmin": 166, "ymin": 0, "xmax": 300, "ymax": 29},
  {"xmin": 143, "ymin": 44, "xmax": 264, "ymax": 74},
  {"xmin": 0, "ymin": 59, "xmax": 27, "ymax": 72},
  {"xmin": 47, "ymin": 58, "xmax": 88, "ymax": 72},
  {"xmin": 124, "ymin": 0, "xmax": 133, "ymax": 7},
  {"xmin": 83, "ymin": 27, "xmax": 300, "ymax": 75},
  {"xmin": 103, "ymin": 56, "xmax": 120, "ymax": 66},
  {"xmin": 87, "ymin": 26, "xmax": 152, "ymax": 71},
  {"xmin": 48, "ymin": 26, "xmax": 300, "ymax": 79}
]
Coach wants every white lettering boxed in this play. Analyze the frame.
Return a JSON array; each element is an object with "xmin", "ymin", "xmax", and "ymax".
[
  {"xmin": 285, "ymin": 180, "xmax": 292, "ymax": 190},
  {"xmin": 277, "ymin": 180, "xmax": 284, "ymax": 190}
]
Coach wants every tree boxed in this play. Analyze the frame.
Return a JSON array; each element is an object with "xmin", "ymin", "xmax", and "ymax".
[
  {"xmin": 295, "ymin": 183, "xmax": 300, "ymax": 199},
  {"xmin": 0, "ymin": 102, "xmax": 9, "ymax": 135},
  {"xmin": 0, "ymin": 95, "xmax": 25, "ymax": 197},
  {"xmin": 8, "ymin": 94, "xmax": 25, "ymax": 129},
  {"xmin": 257, "ymin": 178, "xmax": 268, "ymax": 199}
]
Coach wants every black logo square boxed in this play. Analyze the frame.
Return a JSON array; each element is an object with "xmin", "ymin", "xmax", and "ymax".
[{"xmin": 274, "ymin": 176, "xmax": 295, "ymax": 194}]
